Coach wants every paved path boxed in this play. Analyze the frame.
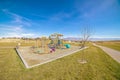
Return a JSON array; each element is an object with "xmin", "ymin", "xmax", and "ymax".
[{"xmin": 93, "ymin": 43, "xmax": 120, "ymax": 63}]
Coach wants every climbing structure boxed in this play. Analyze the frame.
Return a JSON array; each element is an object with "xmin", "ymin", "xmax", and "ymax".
[
  {"xmin": 49, "ymin": 33, "xmax": 63, "ymax": 49},
  {"xmin": 40, "ymin": 37, "xmax": 49, "ymax": 53},
  {"xmin": 32, "ymin": 37, "xmax": 49, "ymax": 54}
]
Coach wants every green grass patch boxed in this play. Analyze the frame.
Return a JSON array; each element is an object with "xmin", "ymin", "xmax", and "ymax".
[
  {"xmin": 0, "ymin": 45, "xmax": 120, "ymax": 80},
  {"xmin": 96, "ymin": 41, "xmax": 120, "ymax": 51}
]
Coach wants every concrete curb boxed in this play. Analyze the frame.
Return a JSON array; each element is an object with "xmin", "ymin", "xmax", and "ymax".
[
  {"xmin": 15, "ymin": 48, "xmax": 29, "ymax": 68},
  {"xmin": 16, "ymin": 47, "xmax": 88, "ymax": 69}
]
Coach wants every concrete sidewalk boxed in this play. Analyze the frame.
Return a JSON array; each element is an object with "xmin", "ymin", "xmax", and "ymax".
[{"xmin": 93, "ymin": 43, "xmax": 120, "ymax": 63}]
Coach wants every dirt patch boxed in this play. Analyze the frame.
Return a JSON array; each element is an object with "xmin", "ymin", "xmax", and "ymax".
[{"xmin": 16, "ymin": 46, "xmax": 86, "ymax": 68}]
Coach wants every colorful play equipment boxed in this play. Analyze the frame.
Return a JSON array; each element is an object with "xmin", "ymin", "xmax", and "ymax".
[
  {"xmin": 64, "ymin": 44, "xmax": 71, "ymax": 48},
  {"xmin": 49, "ymin": 33, "xmax": 64, "ymax": 49},
  {"xmin": 50, "ymin": 47, "xmax": 55, "ymax": 53},
  {"xmin": 32, "ymin": 33, "xmax": 71, "ymax": 54}
]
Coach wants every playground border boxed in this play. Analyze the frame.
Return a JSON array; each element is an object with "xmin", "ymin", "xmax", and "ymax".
[
  {"xmin": 15, "ymin": 48, "xmax": 29, "ymax": 68},
  {"xmin": 16, "ymin": 47, "xmax": 88, "ymax": 69}
]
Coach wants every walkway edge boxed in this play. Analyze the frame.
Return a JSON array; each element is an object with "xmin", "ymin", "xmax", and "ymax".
[
  {"xmin": 15, "ymin": 48, "xmax": 29, "ymax": 68},
  {"xmin": 29, "ymin": 47, "xmax": 88, "ymax": 68},
  {"xmin": 93, "ymin": 43, "xmax": 120, "ymax": 63},
  {"xmin": 16, "ymin": 47, "xmax": 88, "ymax": 69}
]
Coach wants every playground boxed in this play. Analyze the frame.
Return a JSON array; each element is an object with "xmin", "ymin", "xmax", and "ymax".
[
  {"xmin": 16, "ymin": 33, "xmax": 81, "ymax": 68},
  {"xmin": 17, "ymin": 46, "xmax": 82, "ymax": 68}
]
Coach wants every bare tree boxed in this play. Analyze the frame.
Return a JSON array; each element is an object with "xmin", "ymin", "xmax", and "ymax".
[
  {"xmin": 79, "ymin": 25, "xmax": 92, "ymax": 64},
  {"xmin": 81, "ymin": 26, "xmax": 91, "ymax": 48}
]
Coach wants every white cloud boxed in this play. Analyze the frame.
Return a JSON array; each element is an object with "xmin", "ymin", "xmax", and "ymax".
[
  {"xmin": 0, "ymin": 24, "xmax": 23, "ymax": 32},
  {"xmin": 0, "ymin": 24, "xmax": 38, "ymax": 38},
  {"xmin": 2, "ymin": 9, "xmax": 31, "ymax": 26},
  {"xmin": 21, "ymin": 33, "xmax": 36, "ymax": 37},
  {"xmin": 0, "ymin": 9, "xmax": 39, "ymax": 38},
  {"xmin": 0, "ymin": 32, "xmax": 36, "ymax": 38}
]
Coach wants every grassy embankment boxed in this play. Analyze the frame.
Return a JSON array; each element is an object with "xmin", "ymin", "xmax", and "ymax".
[
  {"xmin": 0, "ymin": 44, "xmax": 120, "ymax": 80},
  {"xmin": 96, "ymin": 41, "xmax": 120, "ymax": 51}
]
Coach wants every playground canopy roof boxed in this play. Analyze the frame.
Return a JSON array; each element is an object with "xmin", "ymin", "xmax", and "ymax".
[{"xmin": 50, "ymin": 33, "xmax": 63, "ymax": 37}]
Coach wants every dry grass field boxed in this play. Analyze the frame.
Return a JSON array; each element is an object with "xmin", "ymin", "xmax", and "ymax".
[
  {"xmin": 0, "ymin": 42, "xmax": 120, "ymax": 80},
  {"xmin": 96, "ymin": 41, "xmax": 120, "ymax": 51}
]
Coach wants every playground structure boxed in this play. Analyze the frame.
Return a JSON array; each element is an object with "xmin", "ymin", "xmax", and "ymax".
[
  {"xmin": 33, "ymin": 33, "xmax": 71, "ymax": 54},
  {"xmin": 17, "ymin": 33, "xmax": 71, "ymax": 54},
  {"xmin": 32, "ymin": 37, "xmax": 49, "ymax": 54},
  {"xmin": 49, "ymin": 33, "xmax": 64, "ymax": 49}
]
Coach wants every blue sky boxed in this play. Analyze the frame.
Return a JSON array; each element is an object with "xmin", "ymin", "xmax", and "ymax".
[{"xmin": 0, "ymin": 0, "xmax": 120, "ymax": 38}]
